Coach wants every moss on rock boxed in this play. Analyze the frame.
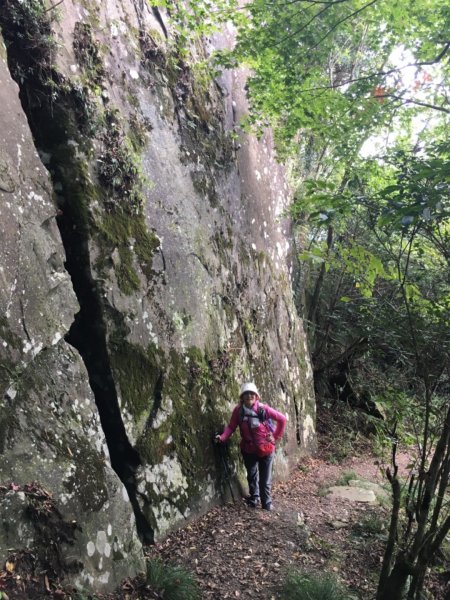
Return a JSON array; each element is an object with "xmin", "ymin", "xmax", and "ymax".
[
  {"xmin": 110, "ymin": 341, "xmax": 164, "ymax": 422},
  {"xmin": 63, "ymin": 437, "xmax": 109, "ymax": 513}
]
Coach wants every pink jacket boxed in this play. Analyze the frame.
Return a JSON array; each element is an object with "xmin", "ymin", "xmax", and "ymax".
[{"xmin": 219, "ymin": 400, "xmax": 287, "ymax": 455}]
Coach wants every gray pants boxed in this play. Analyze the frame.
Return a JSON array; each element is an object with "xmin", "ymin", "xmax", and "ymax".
[{"xmin": 242, "ymin": 451, "xmax": 274, "ymax": 508}]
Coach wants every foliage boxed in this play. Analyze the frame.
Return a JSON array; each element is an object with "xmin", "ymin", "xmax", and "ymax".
[
  {"xmin": 335, "ymin": 471, "xmax": 358, "ymax": 486},
  {"xmin": 317, "ymin": 402, "xmax": 374, "ymax": 463},
  {"xmin": 295, "ymin": 137, "xmax": 450, "ymax": 600},
  {"xmin": 280, "ymin": 569, "xmax": 351, "ymax": 600},
  {"xmin": 352, "ymin": 513, "xmax": 387, "ymax": 538},
  {"xmin": 146, "ymin": 558, "xmax": 201, "ymax": 600},
  {"xmin": 219, "ymin": 0, "xmax": 450, "ymax": 164},
  {"xmin": 97, "ymin": 109, "xmax": 149, "ymax": 214},
  {"xmin": 0, "ymin": 0, "xmax": 58, "ymax": 83},
  {"xmin": 149, "ymin": 0, "xmax": 243, "ymax": 59}
]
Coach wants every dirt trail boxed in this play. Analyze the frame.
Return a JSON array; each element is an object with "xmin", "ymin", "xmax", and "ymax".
[
  {"xmin": 146, "ymin": 452, "xmax": 412, "ymax": 599},
  {"xmin": 3, "ymin": 451, "xmax": 448, "ymax": 599}
]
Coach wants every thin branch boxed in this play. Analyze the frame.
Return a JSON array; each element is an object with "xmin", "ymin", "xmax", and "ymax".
[
  {"xmin": 265, "ymin": 0, "xmax": 353, "ymax": 8},
  {"xmin": 379, "ymin": 93, "xmax": 450, "ymax": 114},
  {"xmin": 44, "ymin": 0, "xmax": 64, "ymax": 12},
  {"xmin": 272, "ymin": 2, "xmax": 336, "ymax": 47},
  {"xmin": 308, "ymin": 0, "xmax": 379, "ymax": 52},
  {"xmin": 292, "ymin": 42, "xmax": 450, "ymax": 93}
]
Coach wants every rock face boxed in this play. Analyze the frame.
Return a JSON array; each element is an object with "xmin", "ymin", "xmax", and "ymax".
[
  {"xmin": 0, "ymin": 0, "xmax": 316, "ymax": 591},
  {"xmin": 0, "ymin": 41, "xmax": 143, "ymax": 590}
]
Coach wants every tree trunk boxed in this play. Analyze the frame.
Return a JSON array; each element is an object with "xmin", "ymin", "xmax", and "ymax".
[
  {"xmin": 307, "ymin": 224, "xmax": 333, "ymax": 327},
  {"xmin": 376, "ymin": 476, "xmax": 401, "ymax": 599},
  {"xmin": 377, "ymin": 557, "xmax": 413, "ymax": 600},
  {"xmin": 407, "ymin": 563, "xmax": 426, "ymax": 600}
]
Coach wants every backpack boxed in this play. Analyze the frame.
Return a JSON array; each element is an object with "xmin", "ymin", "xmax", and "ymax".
[
  {"xmin": 239, "ymin": 404, "xmax": 274, "ymax": 430},
  {"xmin": 239, "ymin": 404, "xmax": 276, "ymax": 457},
  {"xmin": 256, "ymin": 406, "xmax": 276, "ymax": 435}
]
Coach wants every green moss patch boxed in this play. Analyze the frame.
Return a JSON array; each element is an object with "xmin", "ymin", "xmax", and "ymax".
[
  {"xmin": 73, "ymin": 21, "xmax": 105, "ymax": 86},
  {"xmin": 63, "ymin": 437, "xmax": 109, "ymax": 512},
  {"xmin": 96, "ymin": 209, "xmax": 160, "ymax": 294},
  {"xmin": 110, "ymin": 341, "xmax": 164, "ymax": 421},
  {"xmin": 133, "ymin": 345, "xmax": 241, "ymax": 511}
]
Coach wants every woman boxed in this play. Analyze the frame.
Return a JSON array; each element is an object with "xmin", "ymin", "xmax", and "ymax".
[{"xmin": 216, "ymin": 382, "xmax": 287, "ymax": 510}]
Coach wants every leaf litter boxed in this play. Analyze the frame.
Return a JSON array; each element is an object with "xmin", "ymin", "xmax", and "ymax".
[{"xmin": 1, "ymin": 452, "xmax": 448, "ymax": 599}]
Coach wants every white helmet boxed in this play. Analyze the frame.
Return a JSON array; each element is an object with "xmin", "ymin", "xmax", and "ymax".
[{"xmin": 239, "ymin": 382, "xmax": 260, "ymax": 398}]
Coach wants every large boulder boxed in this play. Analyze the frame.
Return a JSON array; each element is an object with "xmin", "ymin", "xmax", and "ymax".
[
  {"xmin": 0, "ymin": 42, "xmax": 143, "ymax": 591},
  {"xmin": 0, "ymin": 0, "xmax": 316, "ymax": 589}
]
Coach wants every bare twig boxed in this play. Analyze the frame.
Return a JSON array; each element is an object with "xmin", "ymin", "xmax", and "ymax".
[
  {"xmin": 308, "ymin": 0, "xmax": 379, "ymax": 52},
  {"xmin": 292, "ymin": 42, "xmax": 450, "ymax": 93},
  {"xmin": 44, "ymin": 0, "xmax": 65, "ymax": 12}
]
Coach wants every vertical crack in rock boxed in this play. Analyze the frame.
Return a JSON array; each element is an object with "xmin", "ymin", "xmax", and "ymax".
[
  {"xmin": 143, "ymin": 372, "xmax": 164, "ymax": 432},
  {"xmin": 0, "ymin": 5, "xmax": 154, "ymax": 543},
  {"xmin": 293, "ymin": 396, "xmax": 303, "ymax": 445},
  {"xmin": 60, "ymin": 218, "xmax": 154, "ymax": 544}
]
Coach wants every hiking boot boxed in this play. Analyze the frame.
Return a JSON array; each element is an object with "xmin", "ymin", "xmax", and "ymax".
[
  {"xmin": 262, "ymin": 503, "xmax": 273, "ymax": 511},
  {"xmin": 245, "ymin": 497, "xmax": 258, "ymax": 508}
]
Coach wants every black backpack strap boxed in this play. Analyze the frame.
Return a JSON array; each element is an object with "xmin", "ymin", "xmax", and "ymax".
[{"xmin": 257, "ymin": 405, "xmax": 267, "ymax": 422}]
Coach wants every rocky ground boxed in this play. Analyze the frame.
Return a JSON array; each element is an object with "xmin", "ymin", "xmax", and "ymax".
[{"xmin": 2, "ymin": 445, "xmax": 449, "ymax": 599}]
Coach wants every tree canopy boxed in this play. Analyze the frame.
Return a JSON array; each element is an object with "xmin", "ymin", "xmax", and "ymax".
[{"xmin": 225, "ymin": 0, "xmax": 450, "ymax": 160}]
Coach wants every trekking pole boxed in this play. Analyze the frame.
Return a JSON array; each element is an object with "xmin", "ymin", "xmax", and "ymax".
[{"xmin": 213, "ymin": 433, "xmax": 236, "ymax": 503}]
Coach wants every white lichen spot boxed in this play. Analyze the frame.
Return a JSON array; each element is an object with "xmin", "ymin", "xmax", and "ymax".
[
  {"xmin": 151, "ymin": 499, "xmax": 185, "ymax": 539},
  {"xmin": 104, "ymin": 543, "xmax": 111, "ymax": 558},
  {"xmin": 5, "ymin": 386, "xmax": 17, "ymax": 400},
  {"xmin": 87, "ymin": 541, "xmax": 96, "ymax": 557},
  {"xmin": 17, "ymin": 144, "xmax": 22, "ymax": 169},
  {"xmin": 31, "ymin": 342, "xmax": 43, "ymax": 358},
  {"xmin": 276, "ymin": 242, "xmax": 283, "ymax": 259},
  {"xmin": 51, "ymin": 332, "xmax": 62, "ymax": 345},
  {"xmin": 138, "ymin": 455, "xmax": 188, "ymax": 502},
  {"xmin": 59, "ymin": 493, "xmax": 72, "ymax": 505},
  {"xmin": 302, "ymin": 415, "xmax": 315, "ymax": 444},
  {"xmin": 96, "ymin": 530, "xmax": 107, "ymax": 554},
  {"xmin": 107, "ymin": 524, "xmax": 112, "ymax": 536},
  {"xmin": 98, "ymin": 571, "xmax": 110, "ymax": 584},
  {"xmin": 152, "ymin": 396, "xmax": 173, "ymax": 429},
  {"xmin": 130, "ymin": 69, "xmax": 139, "ymax": 80}
]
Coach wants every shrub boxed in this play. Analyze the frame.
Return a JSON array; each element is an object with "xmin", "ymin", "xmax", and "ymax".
[
  {"xmin": 334, "ymin": 471, "xmax": 358, "ymax": 486},
  {"xmin": 146, "ymin": 558, "xmax": 201, "ymax": 600},
  {"xmin": 352, "ymin": 513, "xmax": 386, "ymax": 537},
  {"xmin": 280, "ymin": 569, "xmax": 350, "ymax": 600}
]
